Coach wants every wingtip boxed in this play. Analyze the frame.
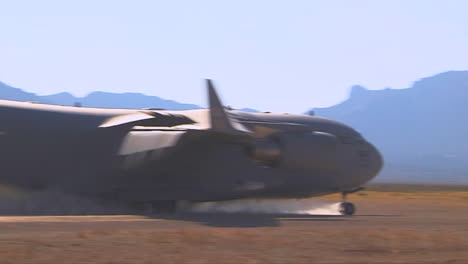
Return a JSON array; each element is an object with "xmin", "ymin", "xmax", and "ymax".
[
  {"xmin": 205, "ymin": 78, "xmax": 213, "ymax": 87},
  {"xmin": 206, "ymin": 79, "xmax": 222, "ymax": 109},
  {"xmin": 205, "ymin": 79, "xmax": 231, "ymax": 130},
  {"xmin": 206, "ymin": 79, "xmax": 216, "ymax": 100}
]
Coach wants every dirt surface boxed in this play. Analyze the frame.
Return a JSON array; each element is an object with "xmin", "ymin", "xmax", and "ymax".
[{"xmin": 1, "ymin": 187, "xmax": 468, "ymax": 264}]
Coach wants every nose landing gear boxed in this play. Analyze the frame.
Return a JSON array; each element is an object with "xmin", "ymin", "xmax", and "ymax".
[
  {"xmin": 339, "ymin": 187, "xmax": 364, "ymax": 216},
  {"xmin": 339, "ymin": 201, "xmax": 356, "ymax": 216}
]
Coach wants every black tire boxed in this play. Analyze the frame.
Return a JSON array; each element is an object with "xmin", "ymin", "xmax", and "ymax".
[{"xmin": 339, "ymin": 202, "xmax": 356, "ymax": 216}]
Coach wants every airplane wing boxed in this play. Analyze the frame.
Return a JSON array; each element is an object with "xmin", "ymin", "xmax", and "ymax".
[
  {"xmin": 98, "ymin": 80, "xmax": 254, "ymax": 169},
  {"xmin": 99, "ymin": 79, "xmax": 314, "ymax": 170}
]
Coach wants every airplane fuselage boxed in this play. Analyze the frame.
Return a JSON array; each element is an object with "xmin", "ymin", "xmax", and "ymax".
[{"xmin": 0, "ymin": 99, "xmax": 382, "ymax": 204}]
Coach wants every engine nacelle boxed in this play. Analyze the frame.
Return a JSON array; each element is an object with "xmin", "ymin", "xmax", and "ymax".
[
  {"xmin": 247, "ymin": 138, "xmax": 282, "ymax": 167},
  {"xmin": 248, "ymin": 132, "xmax": 338, "ymax": 170},
  {"xmin": 279, "ymin": 132, "xmax": 338, "ymax": 171}
]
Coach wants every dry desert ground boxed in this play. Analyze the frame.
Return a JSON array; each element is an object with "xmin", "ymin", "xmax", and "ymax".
[{"xmin": 0, "ymin": 184, "xmax": 467, "ymax": 264}]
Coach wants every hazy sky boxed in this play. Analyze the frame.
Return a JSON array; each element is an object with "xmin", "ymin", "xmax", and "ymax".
[{"xmin": 1, "ymin": 0, "xmax": 467, "ymax": 113}]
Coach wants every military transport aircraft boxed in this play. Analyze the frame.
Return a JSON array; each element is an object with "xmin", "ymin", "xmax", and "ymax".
[{"xmin": 0, "ymin": 80, "xmax": 382, "ymax": 215}]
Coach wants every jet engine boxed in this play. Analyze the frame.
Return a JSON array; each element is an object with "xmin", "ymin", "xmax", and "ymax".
[
  {"xmin": 205, "ymin": 79, "xmax": 339, "ymax": 172},
  {"xmin": 247, "ymin": 137, "xmax": 282, "ymax": 167},
  {"xmin": 248, "ymin": 132, "xmax": 338, "ymax": 170}
]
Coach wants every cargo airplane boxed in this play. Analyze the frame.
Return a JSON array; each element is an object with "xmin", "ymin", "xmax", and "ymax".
[{"xmin": 0, "ymin": 80, "xmax": 382, "ymax": 215}]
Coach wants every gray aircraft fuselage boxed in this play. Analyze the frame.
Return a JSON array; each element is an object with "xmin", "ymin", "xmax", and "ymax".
[{"xmin": 0, "ymin": 93, "xmax": 382, "ymax": 204}]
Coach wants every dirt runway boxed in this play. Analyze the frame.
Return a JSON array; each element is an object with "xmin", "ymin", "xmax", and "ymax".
[{"xmin": 0, "ymin": 188, "xmax": 467, "ymax": 264}]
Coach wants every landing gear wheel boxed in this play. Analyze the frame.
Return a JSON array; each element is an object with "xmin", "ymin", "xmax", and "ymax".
[{"xmin": 339, "ymin": 202, "xmax": 356, "ymax": 216}]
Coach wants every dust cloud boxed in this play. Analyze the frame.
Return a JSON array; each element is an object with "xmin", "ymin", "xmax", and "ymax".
[
  {"xmin": 0, "ymin": 185, "xmax": 341, "ymax": 216},
  {"xmin": 185, "ymin": 199, "xmax": 341, "ymax": 215},
  {"xmin": 0, "ymin": 187, "xmax": 127, "ymax": 215}
]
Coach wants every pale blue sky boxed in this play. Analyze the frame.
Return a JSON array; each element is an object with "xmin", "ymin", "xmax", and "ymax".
[{"xmin": 1, "ymin": 0, "xmax": 467, "ymax": 113}]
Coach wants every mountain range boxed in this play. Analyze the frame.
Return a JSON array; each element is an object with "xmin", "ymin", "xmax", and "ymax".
[
  {"xmin": 313, "ymin": 71, "xmax": 468, "ymax": 184},
  {"xmin": 0, "ymin": 82, "xmax": 201, "ymax": 110}
]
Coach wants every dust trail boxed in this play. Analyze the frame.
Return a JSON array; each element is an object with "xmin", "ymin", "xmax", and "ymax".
[
  {"xmin": 185, "ymin": 199, "xmax": 341, "ymax": 215},
  {"xmin": 0, "ymin": 184, "xmax": 341, "ymax": 215},
  {"xmin": 0, "ymin": 186, "xmax": 128, "ymax": 215}
]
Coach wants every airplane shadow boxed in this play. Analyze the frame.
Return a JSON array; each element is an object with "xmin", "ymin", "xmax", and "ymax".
[{"xmin": 144, "ymin": 212, "xmax": 355, "ymax": 228}]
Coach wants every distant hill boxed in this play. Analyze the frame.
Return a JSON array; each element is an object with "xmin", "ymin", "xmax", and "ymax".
[
  {"xmin": 312, "ymin": 71, "xmax": 468, "ymax": 184},
  {"xmin": 0, "ymin": 82, "xmax": 201, "ymax": 110},
  {"xmin": 0, "ymin": 82, "xmax": 42, "ymax": 102}
]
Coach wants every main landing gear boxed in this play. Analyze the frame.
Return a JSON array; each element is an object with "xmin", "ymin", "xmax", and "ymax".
[{"xmin": 338, "ymin": 187, "xmax": 364, "ymax": 216}]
